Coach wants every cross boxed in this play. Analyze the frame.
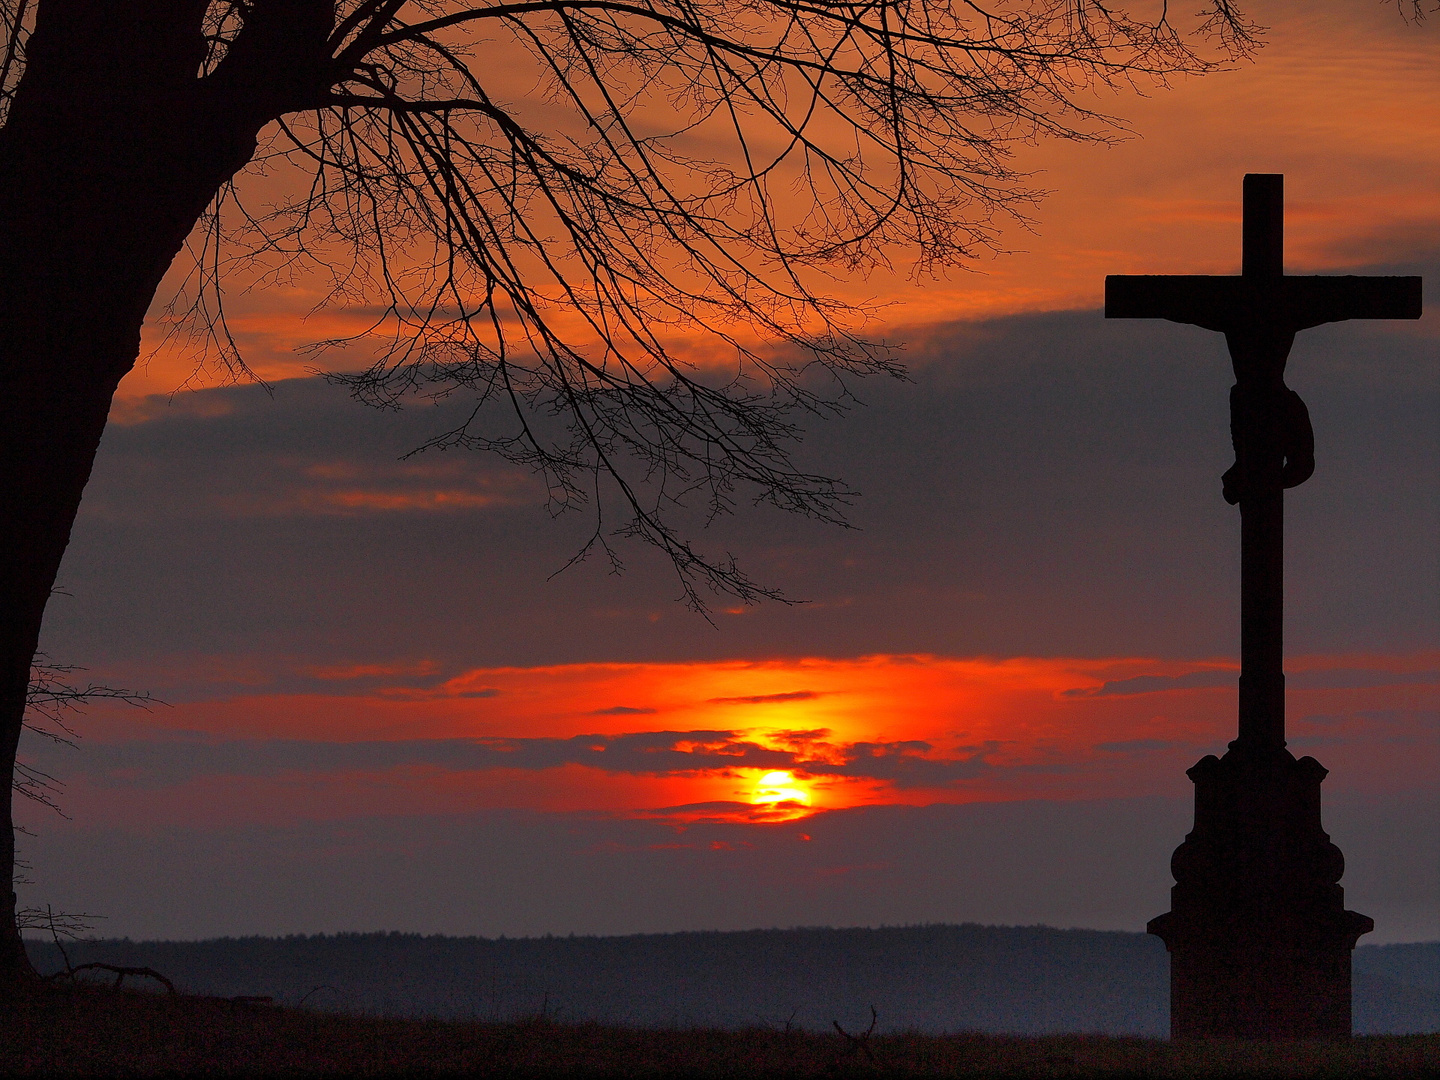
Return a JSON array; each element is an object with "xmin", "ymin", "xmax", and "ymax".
[{"xmin": 1106, "ymin": 174, "xmax": 1422, "ymax": 754}]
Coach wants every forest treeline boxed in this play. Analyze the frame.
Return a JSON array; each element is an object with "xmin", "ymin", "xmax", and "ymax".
[{"xmin": 23, "ymin": 924, "xmax": 1438, "ymax": 1035}]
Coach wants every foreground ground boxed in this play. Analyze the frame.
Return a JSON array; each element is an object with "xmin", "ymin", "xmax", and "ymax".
[{"xmin": 1, "ymin": 982, "xmax": 1437, "ymax": 1077}]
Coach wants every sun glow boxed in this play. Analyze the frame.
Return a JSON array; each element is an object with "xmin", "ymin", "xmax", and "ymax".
[
  {"xmin": 66, "ymin": 651, "xmax": 1437, "ymax": 832},
  {"xmin": 751, "ymin": 770, "xmax": 812, "ymax": 809}
]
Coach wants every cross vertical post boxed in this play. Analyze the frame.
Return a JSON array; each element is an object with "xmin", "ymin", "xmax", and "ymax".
[
  {"xmin": 1104, "ymin": 174, "xmax": 1422, "ymax": 1039},
  {"xmin": 1236, "ymin": 173, "xmax": 1287, "ymax": 754},
  {"xmin": 1243, "ymin": 173, "xmax": 1283, "ymax": 278}
]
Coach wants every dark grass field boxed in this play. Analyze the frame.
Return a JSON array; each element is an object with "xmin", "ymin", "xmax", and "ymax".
[{"xmin": 2, "ymin": 984, "xmax": 1439, "ymax": 1078}]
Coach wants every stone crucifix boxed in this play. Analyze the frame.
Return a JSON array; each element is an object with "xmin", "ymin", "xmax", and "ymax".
[{"xmin": 1105, "ymin": 174, "xmax": 1422, "ymax": 1039}]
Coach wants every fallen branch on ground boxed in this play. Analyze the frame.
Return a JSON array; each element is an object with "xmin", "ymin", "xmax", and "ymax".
[{"xmin": 50, "ymin": 963, "xmax": 177, "ymax": 995}]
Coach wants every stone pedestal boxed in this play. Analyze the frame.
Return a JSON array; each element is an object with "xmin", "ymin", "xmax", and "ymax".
[{"xmin": 1148, "ymin": 746, "xmax": 1372, "ymax": 1039}]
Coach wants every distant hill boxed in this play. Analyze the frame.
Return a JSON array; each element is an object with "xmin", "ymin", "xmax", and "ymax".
[
  {"xmin": 1354, "ymin": 942, "xmax": 1440, "ymax": 1035},
  {"xmin": 24, "ymin": 925, "xmax": 1439, "ymax": 1036}
]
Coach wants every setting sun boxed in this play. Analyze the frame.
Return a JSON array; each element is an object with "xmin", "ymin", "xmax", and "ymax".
[{"xmin": 751, "ymin": 771, "xmax": 813, "ymax": 809}]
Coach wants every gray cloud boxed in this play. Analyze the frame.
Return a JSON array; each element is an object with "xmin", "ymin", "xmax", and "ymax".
[
  {"xmin": 16, "ymin": 793, "xmax": 1435, "ymax": 943},
  {"xmin": 826, "ymin": 740, "xmax": 994, "ymax": 788},
  {"xmin": 1287, "ymin": 670, "xmax": 1440, "ymax": 691},
  {"xmin": 1066, "ymin": 671, "xmax": 1236, "ymax": 698},
  {"xmin": 1066, "ymin": 666, "xmax": 1440, "ymax": 699},
  {"xmin": 25, "ymin": 729, "xmax": 993, "ymax": 790},
  {"xmin": 1095, "ymin": 740, "xmax": 1174, "ymax": 754},
  {"xmin": 708, "ymin": 691, "xmax": 820, "ymax": 705},
  {"xmin": 41, "ymin": 279, "xmax": 1440, "ymax": 693}
]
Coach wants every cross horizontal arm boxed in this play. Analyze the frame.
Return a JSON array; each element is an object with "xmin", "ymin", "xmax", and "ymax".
[
  {"xmin": 1279, "ymin": 276, "xmax": 1423, "ymax": 330},
  {"xmin": 1105, "ymin": 276, "xmax": 1243, "ymax": 332},
  {"xmin": 1105, "ymin": 275, "xmax": 1422, "ymax": 333}
]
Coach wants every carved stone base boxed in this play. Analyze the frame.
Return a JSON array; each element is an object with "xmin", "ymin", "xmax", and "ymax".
[{"xmin": 1148, "ymin": 746, "xmax": 1372, "ymax": 1039}]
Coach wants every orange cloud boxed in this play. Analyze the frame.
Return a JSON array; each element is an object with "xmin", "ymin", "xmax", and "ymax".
[
  {"xmin": 154, "ymin": 455, "xmax": 539, "ymax": 518},
  {"xmin": 299, "ymin": 660, "xmax": 441, "ymax": 682},
  {"xmin": 112, "ymin": 0, "xmax": 1440, "ymax": 404},
  {"xmin": 44, "ymin": 652, "xmax": 1435, "ymax": 831},
  {"xmin": 312, "ymin": 489, "xmax": 503, "ymax": 512}
]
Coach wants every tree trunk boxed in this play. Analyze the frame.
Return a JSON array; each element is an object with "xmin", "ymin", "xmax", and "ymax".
[
  {"xmin": 0, "ymin": 358, "xmax": 123, "ymax": 980},
  {"xmin": 0, "ymin": 0, "xmax": 333, "ymax": 984}
]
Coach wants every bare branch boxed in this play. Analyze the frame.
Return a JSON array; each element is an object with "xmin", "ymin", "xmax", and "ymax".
[
  {"xmin": 15, "ymin": 904, "xmax": 103, "ymax": 947},
  {"xmin": 151, "ymin": 0, "xmax": 1260, "ymax": 609},
  {"xmin": 16, "ymin": 651, "xmax": 160, "ymax": 813}
]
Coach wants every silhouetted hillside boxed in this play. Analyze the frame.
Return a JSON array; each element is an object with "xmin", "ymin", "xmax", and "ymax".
[{"xmin": 25, "ymin": 925, "xmax": 1439, "ymax": 1035}]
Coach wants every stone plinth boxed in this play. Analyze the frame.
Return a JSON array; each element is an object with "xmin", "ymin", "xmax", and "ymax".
[{"xmin": 1148, "ymin": 747, "xmax": 1372, "ymax": 1039}]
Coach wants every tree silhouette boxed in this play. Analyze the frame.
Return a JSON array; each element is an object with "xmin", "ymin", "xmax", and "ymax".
[{"xmin": 0, "ymin": 0, "xmax": 1250, "ymax": 978}]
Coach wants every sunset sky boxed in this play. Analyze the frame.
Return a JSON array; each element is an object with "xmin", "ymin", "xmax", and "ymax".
[{"xmin": 17, "ymin": 0, "xmax": 1438, "ymax": 943}]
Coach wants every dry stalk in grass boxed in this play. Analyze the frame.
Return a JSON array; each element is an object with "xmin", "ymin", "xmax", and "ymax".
[{"xmin": 832, "ymin": 1004, "xmax": 878, "ymax": 1064}]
